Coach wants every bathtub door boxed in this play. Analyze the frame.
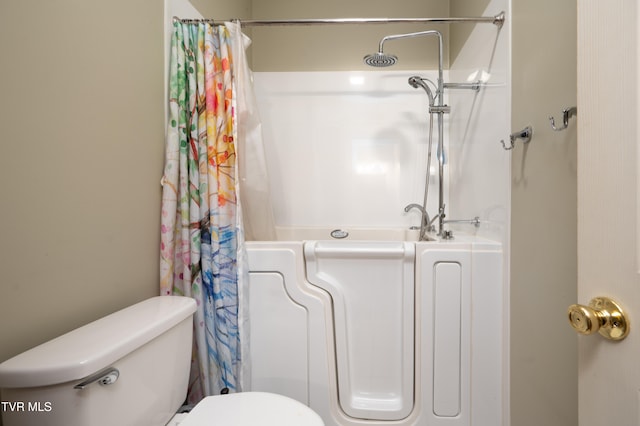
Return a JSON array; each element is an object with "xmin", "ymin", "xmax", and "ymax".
[{"xmin": 304, "ymin": 241, "xmax": 415, "ymax": 421}]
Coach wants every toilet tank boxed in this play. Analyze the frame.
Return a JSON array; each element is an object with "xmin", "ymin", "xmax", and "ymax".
[{"xmin": 0, "ymin": 296, "xmax": 196, "ymax": 426}]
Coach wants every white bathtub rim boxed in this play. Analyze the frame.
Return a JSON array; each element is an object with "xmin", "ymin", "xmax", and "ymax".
[{"xmin": 259, "ymin": 226, "xmax": 500, "ymax": 244}]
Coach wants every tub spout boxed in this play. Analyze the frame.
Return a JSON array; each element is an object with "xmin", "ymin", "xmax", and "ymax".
[
  {"xmin": 404, "ymin": 203, "xmax": 432, "ymax": 240},
  {"xmin": 404, "ymin": 203, "xmax": 424, "ymax": 213},
  {"xmin": 404, "ymin": 203, "xmax": 428, "ymax": 223}
]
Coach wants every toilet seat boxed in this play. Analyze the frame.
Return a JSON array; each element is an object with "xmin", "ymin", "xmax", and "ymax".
[{"xmin": 177, "ymin": 392, "xmax": 324, "ymax": 425}]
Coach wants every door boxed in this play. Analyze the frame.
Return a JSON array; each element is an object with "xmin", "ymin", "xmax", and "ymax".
[{"xmin": 575, "ymin": 1, "xmax": 640, "ymax": 425}]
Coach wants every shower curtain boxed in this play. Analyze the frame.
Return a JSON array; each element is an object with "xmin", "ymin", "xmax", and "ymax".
[{"xmin": 160, "ymin": 20, "xmax": 267, "ymax": 403}]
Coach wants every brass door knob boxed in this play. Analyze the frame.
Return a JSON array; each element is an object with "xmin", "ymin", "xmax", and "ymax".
[{"xmin": 567, "ymin": 297, "xmax": 629, "ymax": 341}]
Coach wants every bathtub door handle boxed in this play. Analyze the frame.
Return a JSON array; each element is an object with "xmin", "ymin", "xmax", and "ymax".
[
  {"xmin": 567, "ymin": 297, "xmax": 629, "ymax": 341},
  {"xmin": 73, "ymin": 367, "xmax": 120, "ymax": 390}
]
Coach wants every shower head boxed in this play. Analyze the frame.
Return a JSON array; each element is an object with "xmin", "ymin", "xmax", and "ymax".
[
  {"xmin": 363, "ymin": 51, "xmax": 398, "ymax": 67},
  {"xmin": 366, "ymin": 30, "xmax": 444, "ymax": 93},
  {"xmin": 408, "ymin": 76, "xmax": 436, "ymax": 105}
]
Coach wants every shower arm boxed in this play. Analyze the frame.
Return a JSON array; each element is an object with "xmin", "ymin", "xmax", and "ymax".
[{"xmin": 379, "ymin": 30, "xmax": 444, "ymax": 102}]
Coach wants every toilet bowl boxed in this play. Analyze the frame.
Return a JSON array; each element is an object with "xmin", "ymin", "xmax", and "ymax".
[
  {"xmin": 0, "ymin": 296, "xmax": 324, "ymax": 426},
  {"xmin": 175, "ymin": 392, "xmax": 323, "ymax": 425}
]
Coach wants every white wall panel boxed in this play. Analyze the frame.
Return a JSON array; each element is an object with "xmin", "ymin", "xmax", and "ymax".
[{"xmin": 254, "ymin": 70, "xmax": 447, "ymax": 229}]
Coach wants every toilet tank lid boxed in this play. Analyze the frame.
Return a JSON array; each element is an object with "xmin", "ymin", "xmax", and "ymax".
[{"xmin": 0, "ymin": 296, "xmax": 196, "ymax": 389}]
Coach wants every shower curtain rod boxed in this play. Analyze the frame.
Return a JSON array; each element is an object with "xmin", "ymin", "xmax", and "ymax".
[{"xmin": 174, "ymin": 12, "xmax": 505, "ymax": 29}]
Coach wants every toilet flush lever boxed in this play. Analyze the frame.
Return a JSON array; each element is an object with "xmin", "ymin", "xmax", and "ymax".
[{"xmin": 74, "ymin": 367, "xmax": 120, "ymax": 390}]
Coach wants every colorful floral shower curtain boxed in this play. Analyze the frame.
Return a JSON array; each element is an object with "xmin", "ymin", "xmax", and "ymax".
[{"xmin": 160, "ymin": 20, "xmax": 249, "ymax": 403}]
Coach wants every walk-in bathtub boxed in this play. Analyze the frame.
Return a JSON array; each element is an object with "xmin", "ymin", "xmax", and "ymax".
[{"xmin": 246, "ymin": 227, "xmax": 504, "ymax": 426}]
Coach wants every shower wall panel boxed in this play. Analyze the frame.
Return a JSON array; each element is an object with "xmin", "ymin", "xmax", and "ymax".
[
  {"xmin": 446, "ymin": 4, "xmax": 509, "ymax": 422},
  {"xmin": 253, "ymin": 71, "xmax": 448, "ymax": 230},
  {"xmin": 447, "ymin": 0, "xmax": 510, "ymax": 245}
]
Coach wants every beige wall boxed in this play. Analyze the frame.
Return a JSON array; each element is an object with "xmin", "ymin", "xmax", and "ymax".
[
  {"xmin": 449, "ymin": 0, "xmax": 492, "ymax": 64},
  {"xmin": 510, "ymin": 1, "xmax": 578, "ymax": 425},
  {"xmin": 0, "ymin": 0, "xmax": 254, "ymax": 366},
  {"xmin": 0, "ymin": 1, "xmax": 165, "ymax": 363},
  {"xmin": 189, "ymin": 0, "xmax": 251, "ymax": 19},
  {"xmin": 0, "ymin": 2, "xmax": 579, "ymax": 425},
  {"xmin": 250, "ymin": 0, "xmax": 449, "ymax": 71}
]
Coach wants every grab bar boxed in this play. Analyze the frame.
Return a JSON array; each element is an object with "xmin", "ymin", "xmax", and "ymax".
[
  {"xmin": 307, "ymin": 241, "xmax": 410, "ymax": 258},
  {"xmin": 443, "ymin": 217, "xmax": 481, "ymax": 227}
]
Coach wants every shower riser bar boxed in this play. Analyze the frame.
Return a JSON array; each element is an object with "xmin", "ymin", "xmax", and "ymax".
[{"xmin": 175, "ymin": 12, "xmax": 505, "ymax": 28}]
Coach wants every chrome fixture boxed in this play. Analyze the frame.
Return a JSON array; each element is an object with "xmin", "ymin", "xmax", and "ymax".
[
  {"xmin": 362, "ymin": 29, "xmax": 444, "ymax": 88},
  {"xmin": 74, "ymin": 367, "xmax": 120, "ymax": 390},
  {"xmin": 501, "ymin": 126, "xmax": 533, "ymax": 150},
  {"xmin": 408, "ymin": 76, "xmax": 454, "ymax": 114},
  {"xmin": 363, "ymin": 22, "xmax": 502, "ymax": 238},
  {"xmin": 405, "ymin": 203, "xmax": 431, "ymax": 239},
  {"xmin": 363, "ymin": 52, "xmax": 398, "ymax": 67},
  {"xmin": 549, "ymin": 106, "xmax": 577, "ymax": 131},
  {"xmin": 408, "ymin": 76, "xmax": 436, "ymax": 105},
  {"xmin": 367, "ymin": 32, "xmax": 488, "ymax": 238},
  {"xmin": 443, "ymin": 216, "xmax": 481, "ymax": 227},
  {"xmin": 174, "ymin": 12, "xmax": 506, "ymax": 28},
  {"xmin": 404, "ymin": 203, "xmax": 441, "ymax": 240},
  {"xmin": 365, "ymin": 30, "xmax": 448, "ymax": 238},
  {"xmin": 330, "ymin": 229, "xmax": 349, "ymax": 239},
  {"xmin": 443, "ymin": 81, "xmax": 483, "ymax": 92}
]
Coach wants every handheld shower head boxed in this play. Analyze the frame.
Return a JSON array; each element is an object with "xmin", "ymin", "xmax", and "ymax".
[
  {"xmin": 408, "ymin": 76, "xmax": 436, "ymax": 105},
  {"xmin": 363, "ymin": 52, "xmax": 398, "ymax": 67}
]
